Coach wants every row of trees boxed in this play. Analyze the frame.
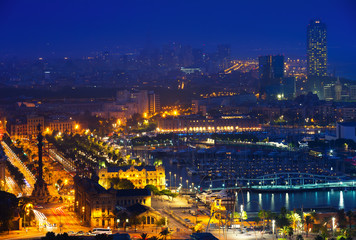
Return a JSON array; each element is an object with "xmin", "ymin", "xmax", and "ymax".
[
  {"xmin": 250, "ymin": 208, "xmax": 355, "ymax": 240},
  {"xmin": 3, "ymin": 134, "xmax": 31, "ymax": 164},
  {"xmin": 46, "ymin": 132, "xmax": 125, "ymax": 173},
  {"xmin": 0, "ymin": 191, "xmax": 18, "ymax": 232},
  {"xmin": 2, "ymin": 134, "xmax": 39, "ymax": 181},
  {"xmin": 145, "ymin": 185, "xmax": 178, "ymax": 200},
  {"xmin": 107, "ymin": 178, "xmax": 135, "ymax": 190},
  {"xmin": 5, "ymin": 160, "xmax": 25, "ymax": 190}
]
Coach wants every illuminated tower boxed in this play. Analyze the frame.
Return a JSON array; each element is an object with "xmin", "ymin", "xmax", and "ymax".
[{"xmin": 307, "ymin": 20, "xmax": 327, "ymax": 77}]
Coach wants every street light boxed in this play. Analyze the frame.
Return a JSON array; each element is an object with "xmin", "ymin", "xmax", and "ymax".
[
  {"xmin": 180, "ymin": 177, "xmax": 182, "ymax": 187},
  {"xmin": 240, "ymin": 204, "xmax": 244, "ymax": 227},
  {"xmin": 174, "ymin": 174, "xmax": 176, "ymax": 189},
  {"xmin": 272, "ymin": 219, "xmax": 276, "ymax": 240},
  {"xmin": 169, "ymin": 172, "xmax": 171, "ymax": 190},
  {"xmin": 82, "ymin": 206, "xmax": 85, "ymax": 223},
  {"xmin": 186, "ymin": 179, "xmax": 189, "ymax": 191},
  {"xmin": 332, "ymin": 217, "xmax": 335, "ymax": 236},
  {"xmin": 125, "ymin": 218, "xmax": 129, "ymax": 232}
]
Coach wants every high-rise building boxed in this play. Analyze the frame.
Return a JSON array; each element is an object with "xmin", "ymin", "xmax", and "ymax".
[
  {"xmin": 217, "ymin": 44, "xmax": 231, "ymax": 70},
  {"xmin": 217, "ymin": 44, "xmax": 231, "ymax": 60},
  {"xmin": 148, "ymin": 91, "xmax": 160, "ymax": 114},
  {"xmin": 259, "ymin": 55, "xmax": 284, "ymax": 97},
  {"xmin": 350, "ymin": 85, "xmax": 356, "ymax": 100},
  {"xmin": 307, "ymin": 20, "xmax": 327, "ymax": 77}
]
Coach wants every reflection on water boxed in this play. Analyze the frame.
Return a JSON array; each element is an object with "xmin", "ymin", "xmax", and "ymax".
[
  {"xmin": 161, "ymin": 157, "xmax": 356, "ymax": 212},
  {"xmin": 339, "ymin": 191, "xmax": 344, "ymax": 209},
  {"xmin": 259, "ymin": 193, "xmax": 262, "ymax": 208},
  {"xmin": 233, "ymin": 190, "xmax": 356, "ymax": 212}
]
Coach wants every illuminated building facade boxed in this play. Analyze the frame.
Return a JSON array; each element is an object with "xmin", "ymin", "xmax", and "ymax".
[
  {"xmin": 7, "ymin": 116, "xmax": 79, "ymax": 138},
  {"xmin": 48, "ymin": 119, "xmax": 76, "ymax": 133},
  {"xmin": 27, "ymin": 116, "xmax": 44, "ymax": 138},
  {"xmin": 98, "ymin": 165, "xmax": 166, "ymax": 191},
  {"xmin": 148, "ymin": 91, "xmax": 160, "ymax": 114},
  {"xmin": 307, "ymin": 20, "xmax": 327, "ymax": 77},
  {"xmin": 74, "ymin": 175, "xmax": 152, "ymax": 228},
  {"xmin": 157, "ymin": 116, "xmax": 260, "ymax": 133}
]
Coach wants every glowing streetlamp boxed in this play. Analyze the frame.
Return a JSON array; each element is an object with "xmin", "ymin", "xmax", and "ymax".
[
  {"xmin": 82, "ymin": 206, "xmax": 85, "ymax": 223},
  {"xmin": 117, "ymin": 219, "xmax": 120, "ymax": 230},
  {"xmin": 272, "ymin": 219, "xmax": 276, "ymax": 239},
  {"xmin": 169, "ymin": 172, "xmax": 171, "ymax": 190},
  {"xmin": 125, "ymin": 218, "xmax": 129, "ymax": 232},
  {"xmin": 174, "ymin": 174, "xmax": 176, "ymax": 189}
]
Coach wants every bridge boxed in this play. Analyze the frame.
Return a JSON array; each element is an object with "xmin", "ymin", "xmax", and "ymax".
[{"xmin": 198, "ymin": 172, "xmax": 356, "ymax": 192}]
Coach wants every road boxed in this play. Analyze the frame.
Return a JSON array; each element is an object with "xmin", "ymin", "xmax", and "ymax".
[{"xmin": 2, "ymin": 141, "xmax": 36, "ymax": 196}]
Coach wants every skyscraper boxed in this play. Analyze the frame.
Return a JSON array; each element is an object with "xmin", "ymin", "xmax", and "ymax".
[
  {"xmin": 307, "ymin": 20, "xmax": 327, "ymax": 77},
  {"xmin": 217, "ymin": 44, "xmax": 231, "ymax": 70}
]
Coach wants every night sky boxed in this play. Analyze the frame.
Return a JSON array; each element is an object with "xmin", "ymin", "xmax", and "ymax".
[{"xmin": 0, "ymin": 0, "xmax": 355, "ymax": 78}]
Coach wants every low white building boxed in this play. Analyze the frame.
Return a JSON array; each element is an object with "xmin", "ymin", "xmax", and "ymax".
[{"xmin": 336, "ymin": 122, "xmax": 356, "ymax": 142}]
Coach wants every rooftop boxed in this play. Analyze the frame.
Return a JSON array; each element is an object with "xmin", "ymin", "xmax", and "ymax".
[
  {"xmin": 338, "ymin": 122, "xmax": 356, "ymax": 127},
  {"xmin": 107, "ymin": 165, "xmax": 157, "ymax": 173},
  {"xmin": 116, "ymin": 188, "xmax": 151, "ymax": 197}
]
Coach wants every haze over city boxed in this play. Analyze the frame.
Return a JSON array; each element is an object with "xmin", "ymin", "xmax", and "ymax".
[{"xmin": 0, "ymin": 0, "xmax": 356, "ymax": 78}]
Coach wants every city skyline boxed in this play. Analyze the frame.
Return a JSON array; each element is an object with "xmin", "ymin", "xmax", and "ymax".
[
  {"xmin": 1, "ymin": 1, "xmax": 356, "ymax": 239},
  {"xmin": 0, "ymin": 0, "xmax": 356, "ymax": 79}
]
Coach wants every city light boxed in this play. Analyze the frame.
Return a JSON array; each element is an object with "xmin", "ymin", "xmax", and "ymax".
[{"xmin": 0, "ymin": 5, "xmax": 354, "ymax": 240}]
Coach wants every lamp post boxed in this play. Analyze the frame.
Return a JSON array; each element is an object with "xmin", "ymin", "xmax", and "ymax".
[
  {"xmin": 169, "ymin": 172, "xmax": 172, "ymax": 190},
  {"xmin": 272, "ymin": 219, "xmax": 275, "ymax": 240},
  {"xmin": 240, "ymin": 204, "xmax": 244, "ymax": 227},
  {"xmin": 186, "ymin": 179, "xmax": 189, "ymax": 192},
  {"xmin": 174, "ymin": 174, "xmax": 176, "ymax": 189},
  {"xmin": 24, "ymin": 211, "xmax": 26, "ymax": 232},
  {"xmin": 117, "ymin": 219, "xmax": 120, "ymax": 230},
  {"xmin": 82, "ymin": 206, "xmax": 85, "ymax": 224},
  {"xmin": 180, "ymin": 177, "xmax": 182, "ymax": 187},
  {"xmin": 125, "ymin": 219, "xmax": 129, "ymax": 232}
]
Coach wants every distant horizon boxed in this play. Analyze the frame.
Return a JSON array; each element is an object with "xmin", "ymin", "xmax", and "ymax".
[{"xmin": 1, "ymin": 0, "xmax": 355, "ymax": 79}]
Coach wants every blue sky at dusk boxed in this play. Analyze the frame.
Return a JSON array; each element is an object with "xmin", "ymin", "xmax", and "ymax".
[{"xmin": 0, "ymin": 0, "xmax": 355, "ymax": 78}]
